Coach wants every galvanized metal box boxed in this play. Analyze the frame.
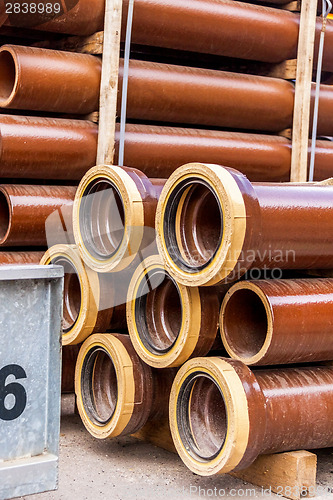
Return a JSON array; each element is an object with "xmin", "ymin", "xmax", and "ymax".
[{"xmin": 0, "ymin": 265, "xmax": 64, "ymax": 500}]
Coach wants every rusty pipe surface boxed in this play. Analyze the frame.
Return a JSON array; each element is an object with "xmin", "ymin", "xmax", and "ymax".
[
  {"xmin": 120, "ymin": 0, "xmax": 333, "ymax": 71},
  {"xmin": 118, "ymin": 59, "xmax": 333, "ymax": 134},
  {"xmin": 0, "ymin": 0, "xmax": 105, "ymax": 36},
  {"xmin": 0, "ymin": 250, "xmax": 44, "ymax": 264},
  {"xmin": 170, "ymin": 357, "xmax": 333, "ymax": 476},
  {"xmin": 41, "ymin": 244, "xmax": 127, "ymax": 345},
  {"xmin": 75, "ymin": 333, "xmax": 176, "ymax": 439},
  {"xmin": 127, "ymin": 255, "xmax": 226, "ymax": 368},
  {"xmin": 115, "ymin": 124, "xmax": 333, "ymax": 182},
  {"xmin": 62, "ymin": 344, "xmax": 80, "ymax": 393},
  {"xmin": 0, "ymin": 184, "xmax": 76, "ymax": 247},
  {"xmin": 73, "ymin": 165, "xmax": 166, "ymax": 273},
  {"xmin": 0, "ymin": 115, "xmax": 97, "ymax": 180},
  {"xmin": 0, "ymin": 45, "xmax": 101, "ymax": 114},
  {"xmin": 220, "ymin": 278, "xmax": 333, "ymax": 366},
  {"xmin": 156, "ymin": 164, "xmax": 333, "ymax": 287}
]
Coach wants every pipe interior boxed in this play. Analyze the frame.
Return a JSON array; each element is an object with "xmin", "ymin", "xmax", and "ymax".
[
  {"xmin": 51, "ymin": 257, "xmax": 81, "ymax": 332},
  {"xmin": 177, "ymin": 373, "xmax": 227, "ymax": 461},
  {"xmin": 80, "ymin": 180, "xmax": 125, "ymax": 259},
  {"xmin": 164, "ymin": 179, "xmax": 223, "ymax": 272},
  {"xmin": 0, "ymin": 51, "xmax": 16, "ymax": 101},
  {"xmin": 135, "ymin": 269, "xmax": 182, "ymax": 353},
  {"xmin": 81, "ymin": 347, "xmax": 118, "ymax": 425},
  {"xmin": 0, "ymin": 191, "xmax": 10, "ymax": 241},
  {"xmin": 223, "ymin": 288, "xmax": 268, "ymax": 358}
]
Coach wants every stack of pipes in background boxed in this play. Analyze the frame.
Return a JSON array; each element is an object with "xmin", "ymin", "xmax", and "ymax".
[{"xmin": 2, "ymin": 0, "xmax": 333, "ymax": 481}]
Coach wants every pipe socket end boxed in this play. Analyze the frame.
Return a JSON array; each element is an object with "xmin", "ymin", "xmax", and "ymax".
[
  {"xmin": 170, "ymin": 357, "xmax": 254, "ymax": 476},
  {"xmin": 156, "ymin": 163, "xmax": 248, "ymax": 287},
  {"xmin": 73, "ymin": 165, "xmax": 145, "ymax": 273}
]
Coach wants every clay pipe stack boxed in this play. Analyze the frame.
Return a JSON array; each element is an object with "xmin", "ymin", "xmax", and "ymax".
[
  {"xmin": 169, "ymin": 357, "xmax": 333, "ymax": 476},
  {"xmin": 73, "ymin": 165, "xmax": 166, "ymax": 273},
  {"xmin": 40, "ymin": 244, "xmax": 127, "ymax": 345},
  {"xmin": 156, "ymin": 163, "xmax": 333, "ymax": 287},
  {"xmin": 75, "ymin": 333, "xmax": 176, "ymax": 440},
  {"xmin": 3, "ymin": 0, "xmax": 333, "ymax": 71}
]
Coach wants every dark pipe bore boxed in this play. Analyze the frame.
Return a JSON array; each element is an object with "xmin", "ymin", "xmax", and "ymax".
[
  {"xmin": 164, "ymin": 178, "xmax": 223, "ymax": 273},
  {"xmin": 222, "ymin": 289, "xmax": 268, "ymax": 358},
  {"xmin": 80, "ymin": 180, "xmax": 125, "ymax": 260},
  {"xmin": 0, "ymin": 50, "xmax": 16, "ymax": 101},
  {"xmin": 177, "ymin": 372, "xmax": 227, "ymax": 461},
  {"xmin": 135, "ymin": 269, "xmax": 182, "ymax": 354},
  {"xmin": 81, "ymin": 346, "xmax": 118, "ymax": 426}
]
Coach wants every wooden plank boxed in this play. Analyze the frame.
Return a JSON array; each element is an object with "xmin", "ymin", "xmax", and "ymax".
[
  {"xmin": 231, "ymin": 451, "xmax": 317, "ymax": 500},
  {"xmin": 96, "ymin": 0, "xmax": 123, "ymax": 165},
  {"xmin": 132, "ymin": 418, "xmax": 176, "ymax": 454},
  {"xmin": 268, "ymin": 59, "xmax": 297, "ymax": 79},
  {"xmin": 290, "ymin": 0, "xmax": 317, "ymax": 182}
]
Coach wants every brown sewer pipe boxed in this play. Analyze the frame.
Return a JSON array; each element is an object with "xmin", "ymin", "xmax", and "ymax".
[
  {"xmin": 0, "ymin": 251, "xmax": 44, "ymax": 264},
  {"xmin": 0, "ymin": 115, "xmax": 98, "ymax": 180},
  {"xmin": 127, "ymin": 255, "xmax": 226, "ymax": 368},
  {"xmin": 220, "ymin": 278, "xmax": 333, "ymax": 366},
  {"xmin": 0, "ymin": 0, "xmax": 331, "ymax": 72},
  {"xmin": 156, "ymin": 163, "xmax": 333, "ymax": 287},
  {"xmin": 120, "ymin": 0, "xmax": 333, "ymax": 70},
  {"xmin": 0, "ymin": 0, "xmax": 105, "ymax": 36},
  {"xmin": 170, "ymin": 357, "xmax": 333, "ymax": 476},
  {"xmin": 0, "ymin": 184, "xmax": 76, "ymax": 247},
  {"xmin": 0, "ymin": 45, "xmax": 101, "ymax": 114},
  {"xmin": 114, "ymin": 124, "xmax": 333, "ymax": 182},
  {"xmin": 62, "ymin": 344, "xmax": 81, "ymax": 394},
  {"xmin": 75, "ymin": 333, "xmax": 175, "ymax": 439},
  {"xmin": 118, "ymin": 60, "xmax": 333, "ymax": 134},
  {"xmin": 1, "ymin": 51, "xmax": 333, "ymax": 133},
  {"xmin": 73, "ymin": 165, "xmax": 166, "ymax": 273},
  {"xmin": 41, "ymin": 244, "xmax": 127, "ymax": 345}
]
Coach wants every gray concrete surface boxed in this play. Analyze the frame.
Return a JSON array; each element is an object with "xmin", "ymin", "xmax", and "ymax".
[{"xmin": 20, "ymin": 395, "xmax": 333, "ymax": 500}]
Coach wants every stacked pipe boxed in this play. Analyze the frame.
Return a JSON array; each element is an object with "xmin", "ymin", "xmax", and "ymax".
[{"xmin": 4, "ymin": 0, "xmax": 333, "ymax": 489}]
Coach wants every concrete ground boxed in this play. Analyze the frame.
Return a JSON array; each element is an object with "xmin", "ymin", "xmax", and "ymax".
[{"xmin": 21, "ymin": 395, "xmax": 333, "ymax": 500}]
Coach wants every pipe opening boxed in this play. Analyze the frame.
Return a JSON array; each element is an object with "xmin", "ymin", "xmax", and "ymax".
[
  {"xmin": 0, "ymin": 50, "xmax": 16, "ymax": 101},
  {"xmin": 80, "ymin": 179, "xmax": 125, "ymax": 260},
  {"xmin": 81, "ymin": 346, "xmax": 118, "ymax": 425},
  {"xmin": 134, "ymin": 269, "xmax": 182, "ymax": 354},
  {"xmin": 223, "ymin": 288, "xmax": 268, "ymax": 358},
  {"xmin": 51, "ymin": 257, "xmax": 81, "ymax": 332},
  {"xmin": 176, "ymin": 372, "xmax": 227, "ymax": 461},
  {"xmin": 0, "ymin": 191, "xmax": 10, "ymax": 242},
  {"xmin": 163, "ymin": 178, "xmax": 223, "ymax": 273}
]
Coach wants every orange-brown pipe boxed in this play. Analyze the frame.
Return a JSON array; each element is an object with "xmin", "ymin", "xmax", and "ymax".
[
  {"xmin": 120, "ymin": 0, "xmax": 333, "ymax": 71},
  {"xmin": 0, "ymin": 184, "xmax": 76, "ymax": 247},
  {"xmin": 118, "ymin": 60, "xmax": 333, "ymax": 134},
  {"xmin": 0, "ymin": 115, "xmax": 98, "ymax": 180},
  {"xmin": 62, "ymin": 344, "xmax": 81, "ymax": 394},
  {"xmin": 1, "ymin": 0, "xmax": 105, "ymax": 36},
  {"xmin": 170, "ymin": 357, "xmax": 333, "ymax": 475},
  {"xmin": 220, "ymin": 278, "xmax": 333, "ymax": 366},
  {"xmin": 0, "ymin": 250, "xmax": 44, "ymax": 264},
  {"xmin": 74, "ymin": 165, "xmax": 166, "ymax": 273},
  {"xmin": 115, "ymin": 124, "xmax": 333, "ymax": 182},
  {"xmin": 0, "ymin": 45, "xmax": 101, "ymax": 114},
  {"xmin": 75, "ymin": 333, "xmax": 175, "ymax": 439},
  {"xmin": 156, "ymin": 164, "xmax": 333, "ymax": 287},
  {"xmin": 1, "ymin": 0, "xmax": 332, "ymax": 74}
]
